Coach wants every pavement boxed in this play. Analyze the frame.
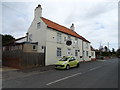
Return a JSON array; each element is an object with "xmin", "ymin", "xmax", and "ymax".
[
  {"xmin": 2, "ymin": 65, "xmax": 55, "ymax": 81},
  {"xmin": 2, "ymin": 58, "xmax": 118, "ymax": 88}
]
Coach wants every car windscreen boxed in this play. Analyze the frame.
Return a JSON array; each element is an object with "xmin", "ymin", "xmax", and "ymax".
[{"xmin": 59, "ymin": 57, "xmax": 70, "ymax": 61}]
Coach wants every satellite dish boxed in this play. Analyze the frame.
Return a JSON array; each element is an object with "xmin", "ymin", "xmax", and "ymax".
[{"xmin": 66, "ymin": 40, "xmax": 72, "ymax": 46}]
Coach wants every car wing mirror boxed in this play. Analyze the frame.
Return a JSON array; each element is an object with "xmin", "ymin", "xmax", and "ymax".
[{"xmin": 69, "ymin": 60, "xmax": 72, "ymax": 62}]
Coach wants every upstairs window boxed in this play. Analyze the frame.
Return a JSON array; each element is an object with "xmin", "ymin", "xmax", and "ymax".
[
  {"xmin": 64, "ymin": 36, "xmax": 67, "ymax": 41},
  {"xmin": 57, "ymin": 33, "xmax": 62, "ymax": 43},
  {"xmin": 68, "ymin": 35, "xmax": 71, "ymax": 41},
  {"xmin": 75, "ymin": 37, "xmax": 78, "ymax": 45},
  {"xmin": 37, "ymin": 22, "xmax": 41, "ymax": 29}
]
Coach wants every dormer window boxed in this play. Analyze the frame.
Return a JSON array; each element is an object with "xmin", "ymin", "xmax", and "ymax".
[{"xmin": 37, "ymin": 22, "xmax": 41, "ymax": 29}]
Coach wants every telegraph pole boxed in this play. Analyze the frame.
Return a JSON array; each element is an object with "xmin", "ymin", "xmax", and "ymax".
[
  {"xmin": 100, "ymin": 42, "xmax": 101, "ymax": 56},
  {"xmin": 108, "ymin": 42, "xmax": 109, "ymax": 51},
  {"xmin": 108, "ymin": 42, "xmax": 110, "ymax": 58}
]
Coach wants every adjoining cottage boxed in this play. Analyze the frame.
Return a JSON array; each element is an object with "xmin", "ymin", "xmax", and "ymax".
[
  {"xmin": 2, "ymin": 36, "xmax": 45, "ymax": 69},
  {"xmin": 91, "ymin": 46, "xmax": 96, "ymax": 61}
]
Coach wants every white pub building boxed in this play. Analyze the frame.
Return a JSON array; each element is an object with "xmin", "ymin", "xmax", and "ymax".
[{"xmin": 27, "ymin": 4, "xmax": 94, "ymax": 65}]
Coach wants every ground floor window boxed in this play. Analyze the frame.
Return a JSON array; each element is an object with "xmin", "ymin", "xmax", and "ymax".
[
  {"xmin": 86, "ymin": 51, "xmax": 89, "ymax": 56},
  {"xmin": 57, "ymin": 47, "xmax": 62, "ymax": 57},
  {"xmin": 32, "ymin": 45, "xmax": 37, "ymax": 50},
  {"xmin": 75, "ymin": 50, "xmax": 78, "ymax": 56}
]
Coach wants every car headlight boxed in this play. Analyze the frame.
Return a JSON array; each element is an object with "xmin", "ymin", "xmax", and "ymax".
[{"xmin": 62, "ymin": 61, "xmax": 67, "ymax": 64}]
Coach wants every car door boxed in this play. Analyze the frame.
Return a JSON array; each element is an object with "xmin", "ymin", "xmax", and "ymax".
[
  {"xmin": 69, "ymin": 57, "xmax": 75, "ymax": 67},
  {"xmin": 73, "ymin": 57, "xmax": 78, "ymax": 66}
]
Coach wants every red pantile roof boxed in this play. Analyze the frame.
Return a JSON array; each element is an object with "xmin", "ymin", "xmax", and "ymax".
[{"xmin": 41, "ymin": 17, "xmax": 90, "ymax": 43}]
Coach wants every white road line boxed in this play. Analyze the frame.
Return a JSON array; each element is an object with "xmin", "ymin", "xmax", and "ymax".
[
  {"xmin": 46, "ymin": 72, "xmax": 82, "ymax": 86},
  {"xmin": 89, "ymin": 66, "xmax": 101, "ymax": 71},
  {"xmin": 97, "ymin": 60, "xmax": 106, "ymax": 61}
]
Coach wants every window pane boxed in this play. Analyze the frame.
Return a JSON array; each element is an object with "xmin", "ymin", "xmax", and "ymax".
[
  {"xmin": 86, "ymin": 51, "xmax": 88, "ymax": 56},
  {"xmin": 57, "ymin": 48, "xmax": 61, "ymax": 57},
  {"xmin": 57, "ymin": 33, "xmax": 62, "ymax": 43}
]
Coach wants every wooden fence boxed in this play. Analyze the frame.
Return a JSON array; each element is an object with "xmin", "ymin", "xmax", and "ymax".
[{"xmin": 2, "ymin": 50, "xmax": 45, "ymax": 69}]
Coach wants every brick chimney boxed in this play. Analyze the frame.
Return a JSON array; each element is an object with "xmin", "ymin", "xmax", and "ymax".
[{"xmin": 34, "ymin": 4, "xmax": 42, "ymax": 18}]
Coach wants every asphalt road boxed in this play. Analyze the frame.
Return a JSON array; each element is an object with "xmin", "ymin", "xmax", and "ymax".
[{"xmin": 2, "ymin": 58, "xmax": 118, "ymax": 88}]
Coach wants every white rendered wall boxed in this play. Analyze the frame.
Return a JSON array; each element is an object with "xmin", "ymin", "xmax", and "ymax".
[
  {"xmin": 45, "ymin": 28, "xmax": 83, "ymax": 65},
  {"xmin": 27, "ymin": 17, "xmax": 47, "ymax": 53}
]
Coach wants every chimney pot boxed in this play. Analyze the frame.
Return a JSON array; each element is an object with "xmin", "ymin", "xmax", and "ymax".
[{"xmin": 70, "ymin": 23, "xmax": 75, "ymax": 31}]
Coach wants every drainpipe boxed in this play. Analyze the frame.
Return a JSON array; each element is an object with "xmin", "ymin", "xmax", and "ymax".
[
  {"xmin": 26, "ymin": 32, "xmax": 29, "ymax": 42},
  {"xmin": 82, "ymin": 40, "xmax": 84, "ymax": 62}
]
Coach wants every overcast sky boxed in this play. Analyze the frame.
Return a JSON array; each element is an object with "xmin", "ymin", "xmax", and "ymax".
[{"xmin": 1, "ymin": 0, "xmax": 119, "ymax": 50}]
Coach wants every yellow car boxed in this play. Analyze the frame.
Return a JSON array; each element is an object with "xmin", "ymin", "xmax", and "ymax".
[{"xmin": 55, "ymin": 56, "xmax": 80, "ymax": 70}]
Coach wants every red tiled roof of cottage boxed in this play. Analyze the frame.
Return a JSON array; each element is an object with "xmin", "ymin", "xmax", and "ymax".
[{"xmin": 41, "ymin": 17, "xmax": 90, "ymax": 43}]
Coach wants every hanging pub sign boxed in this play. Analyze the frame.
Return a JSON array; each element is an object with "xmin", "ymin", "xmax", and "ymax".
[{"xmin": 66, "ymin": 40, "xmax": 72, "ymax": 46}]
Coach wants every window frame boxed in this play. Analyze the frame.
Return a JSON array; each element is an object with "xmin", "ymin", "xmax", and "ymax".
[
  {"xmin": 75, "ymin": 50, "xmax": 78, "ymax": 56},
  {"xmin": 57, "ymin": 47, "xmax": 62, "ymax": 57},
  {"xmin": 75, "ymin": 37, "xmax": 78, "ymax": 45},
  {"xmin": 68, "ymin": 35, "xmax": 71, "ymax": 41},
  {"xmin": 57, "ymin": 33, "xmax": 62, "ymax": 44},
  {"xmin": 86, "ymin": 51, "xmax": 89, "ymax": 56},
  {"xmin": 32, "ymin": 45, "xmax": 37, "ymax": 51}
]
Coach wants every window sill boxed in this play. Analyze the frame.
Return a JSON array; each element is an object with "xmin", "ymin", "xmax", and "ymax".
[
  {"xmin": 57, "ymin": 56, "xmax": 62, "ymax": 58},
  {"xmin": 57, "ymin": 42, "xmax": 62, "ymax": 44}
]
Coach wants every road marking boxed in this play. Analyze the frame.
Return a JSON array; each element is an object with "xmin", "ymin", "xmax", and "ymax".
[
  {"xmin": 97, "ymin": 60, "xmax": 106, "ymax": 61},
  {"xmin": 46, "ymin": 72, "xmax": 82, "ymax": 86},
  {"xmin": 89, "ymin": 66, "xmax": 101, "ymax": 71}
]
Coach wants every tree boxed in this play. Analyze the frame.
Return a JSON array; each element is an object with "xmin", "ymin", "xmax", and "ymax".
[
  {"xmin": 104, "ymin": 46, "xmax": 108, "ymax": 52},
  {"xmin": 112, "ymin": 48, "xmax": 115, "ymax": 52},
  {"xmin": 112, "ymin": 48, "xmax": 116, "ymax": 54},
  {"xmin": 2, "ymin": 34, "xmax": 15, "ymax": 45}
]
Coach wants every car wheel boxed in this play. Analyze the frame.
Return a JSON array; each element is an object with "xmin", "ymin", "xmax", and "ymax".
[
  {"xmin": 76, "ymin": 63, "xmax": 79, "ymax": 68},
  {"xmin": 66, "ymin": 65, "xmax": 70, "ymax": 70}
]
